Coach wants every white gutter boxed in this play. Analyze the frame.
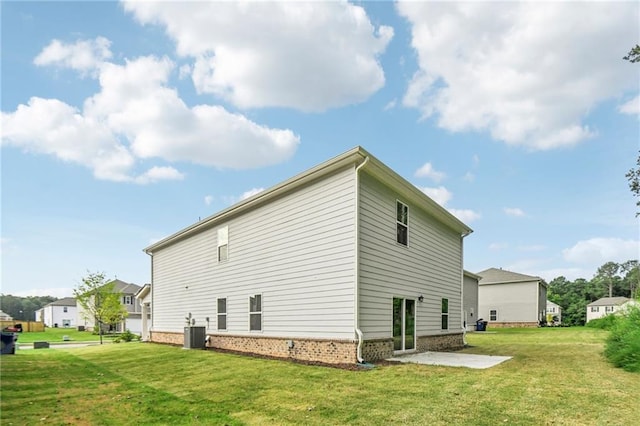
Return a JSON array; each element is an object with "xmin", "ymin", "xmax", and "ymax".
[{"xmin": 354, "ymin": 155, "xmax": 369, "ymax": 363}]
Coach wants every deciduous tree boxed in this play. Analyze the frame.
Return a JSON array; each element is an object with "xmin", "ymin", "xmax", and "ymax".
[{"xmin": 73, "ymin": 272, "xmax": 127, "ymax": 344}]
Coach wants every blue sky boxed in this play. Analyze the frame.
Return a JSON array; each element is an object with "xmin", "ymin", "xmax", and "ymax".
[{"xmin": 2, "ymin": 1, "xmax": 639, "ymax": 298}]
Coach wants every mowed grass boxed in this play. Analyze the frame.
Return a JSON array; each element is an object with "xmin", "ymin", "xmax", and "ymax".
[
  {"xmin": 11, "ymin": 327, "xmax": 112, "ymax": 344},
  {"xmin": 1, "ymin": 327, "xmax": 638, "ymax": 425}
]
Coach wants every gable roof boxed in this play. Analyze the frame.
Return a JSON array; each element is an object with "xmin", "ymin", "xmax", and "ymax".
[
  {"xmin": 476, "ymin": 267, "xmax": 544, "ymax": 286},
  {"xmin": 144, "ymin": 146, "xmax": 473, "ymax": 254},
  {"xmin": 46, "ymin": 297, "xmax": 77, "ymax": 307},
  {"xmin": 546, "ymin": 300, "xmax": 562, "ymax": 309},
  {"xmin": 107, "ymin": 279, "xmax": 141, "ymax": 295},
  {"xmin": 587, "ymin": 297, "xmax": 630, "ymax": 307}
]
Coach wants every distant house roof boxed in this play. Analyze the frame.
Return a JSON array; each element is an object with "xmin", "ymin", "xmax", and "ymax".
[
  {"xmin": 108, "ymin": 279, "xmax": 142, "ymax": 295},
  {"xmin": 0, "ymin": 310, "xmax": 13, "ymax": 320},
  {"xmin": 46, "ymin": 297, "xmax": 77, "ymax": 307},
  {"xmin": 476, "ymin": 268, "xmax": 544, "ymax": 286},
  {"xmin": 587, "ymin": 297, "xmax": 630, "ymax": 307},
  {"xmin": 547, "ymin": 300, "xmax": 562, "ymax": 309},
  {"xmin": 463, "ymin": 270, "xmax": 481, "ymax": 280}
]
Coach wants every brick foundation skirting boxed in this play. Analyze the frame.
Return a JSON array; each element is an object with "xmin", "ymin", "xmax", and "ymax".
[
  {"xmin": 151, "ymin": 331, "xmax": 464, "ymax": 364},
  {"xmin": 206, "ymin": 334, "xmax": 358, "ymax": 365},
  {"xmin": 362, "ymin": 333, "xmax": 464, "ymax": 361}
]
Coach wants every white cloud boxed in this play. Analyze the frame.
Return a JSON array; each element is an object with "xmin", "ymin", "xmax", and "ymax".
[
  {"xmin": 397, "ymin": 2, "xmax": 639, "ymax": 150},
  {"xmin": 420, "ymin": 185, "xmax": 480, "ymax": 223},
  {"xmin": 463, "ymin": 172, "xmax": 475, "ymax": 182},
  {"xmin": 618, "ymin": 95, "xmax": 640, "ymax": 116},
  {"xmin": 415, "ymin": 162, "xmax": 445, "ymax": 182},
  {"xmin": 34, "ymin": 37, "xmax": 112, "ymax": 74},
  {"xmin": 449, "ymin": 209, "xmax": 481, "ymax": 223},
  {"xmin": 504, "ymin": 207, "xmax": 526, "ymax": 217},
  {"xmin": 123, "ymin": 1, "xmax": 392, "ymax": 112},
  {"xmin": 420, "ymin": 186, "xmax": 452, "ymax": 206},
  {"xmin": 135, "ymin": 166, "xmax": 184, "ymax": 185},
  {"xmin": 489, "ymin": 242, "xmax": 509, "ymax": 251},
  {"xmin": 204, "ymin": 195, "xmax": 214, "ymax": 206},
  {"xmin": 240, "ymin": 187, "xmax": 265, "ymax": 200},
  {"xmin": 384, "ymin": 99, "xmax": 397, "ymax": 111},
  {"xmin": 2, "ymin": 39, "xmax": 300, "ymax": 182},
  {"xmin": 562, "ymin": 238, "xmax": 640, "ymax": 265}
]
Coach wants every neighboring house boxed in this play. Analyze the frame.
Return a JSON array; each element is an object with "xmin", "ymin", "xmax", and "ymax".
[
  {"xmin": 35, "ymin": 297, "xmax": 77, "ymax": 328},
  {"xmin": 463, "ymin": 270, "xmax": 480, "ymax": 331},
  {"xmin": 144, "ymin": 146, "xmax": 473, "ymax": 364},
  {"xmin": 586, "ymin": 297, "xmax": 638, "ymax": 323},
  {"xmin": 135, "ymin": 284, "xmax": 152, "ymax": 341},
  {"xmin": 546, "ymin": 300, "xmax": 562, "ymax": 325},
  {"xmin": 476, "ymin": 268, "xmax": 547, "ymax": 328},
  {"xmin": 0, "ymin": 310, "xmax": 13, "ymax": 321},
  {"xmin": 77, "ymin": 279, "xmax": 143, "ymax": 334}
]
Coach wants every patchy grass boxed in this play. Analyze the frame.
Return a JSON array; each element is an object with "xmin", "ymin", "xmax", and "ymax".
[
  {"xmin": 13, "ymin": 327, "xmax": 114, "ymax": 344},
  {"xmin": 2, "ymin": 327, "xmax": 638, "ymax": 425}
]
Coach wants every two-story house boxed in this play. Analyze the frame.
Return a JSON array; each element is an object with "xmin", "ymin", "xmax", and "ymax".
[
  {"xmin": 35, "ymin": 297, "xmax": 77, "ymax": 328},
  {"xmin": 77, "ymin": 279, "xmax": 143, "ymax": 334},
  {"xmin": 143, "ymin": 146, "xmax": 474, "ymax": 364},
  {"xmin": 586, "ymin": 297, "xmax": 637, "ymax": 323}
]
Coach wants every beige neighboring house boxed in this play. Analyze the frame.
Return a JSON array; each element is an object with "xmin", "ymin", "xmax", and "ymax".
[
  {"xmin": 546, "ymin": 300, "xmax": 562, "ymax": 325},
  {"xmin": 77, "ymin": 279, "xmax": 143, "ymax": 334},
  {"xmin": 143, "ymin": 146, "xmax": 474, "ymax": 365},
  {"xmin": 35, "ymin": 297, "xmax": 77, "ymax": 328},
  {"xmin": 463, "ymin": 271, "xmax": 480, "ymax": 331},
  {"xmin": 586, "ymin": 297, "xmax": 638, "ymax": 323},
  {"xmin": 477, "ymin": 268, "xmax": 547, "ymax": 328}
]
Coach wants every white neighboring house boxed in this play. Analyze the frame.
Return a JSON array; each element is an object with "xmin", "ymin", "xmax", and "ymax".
[
  {"xmin": 35, "ymin": 297, "xmax": 77, "ymax": 328},
  {"xmin": 586, "ymin": 297, "xmax": 638, "ymax": 323},
  {"xmin": 143, "ymin": 146, "xmax": 474, "ymax": 364},
  {"xmin": 463, "ymin": 271, "xmax": 480, "ymax": 331},
  {"xmin": 135, "ymin": 284, "xmax": 152, "ymax": 341},
  {"xmin": 546, "ymin": 300, "xmax": 562, "ymax": 325},
  {"xmin": 0, "ymin": 310, "xmax": 14, "ymax": 321},
  {"xmin": 476, "ymin": 268, "xmax": 547, "ymax": 328},
  {"xmin": 76, "ymin": 279, "xmax": 143, "ymax": 334}
]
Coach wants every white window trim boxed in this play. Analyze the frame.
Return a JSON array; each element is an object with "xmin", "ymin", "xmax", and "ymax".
[
  {"xmin": 490, "ymin": 309, "xmax": 497, "ymax": 321},
  {"xmin": 123, "ymin": 295, "xmax": 132, "ymax": 305},
  {"xmin": 249, "ymin": 293, "xmax": 262, "ymax": 332},
  {"xmin": 396, "ymin": 200, "xmax": 409, "ymax": 247},
  {"xmin": 441, "ymin": 298, "xmax": 449, "ymax": 330},
  {"xmin": 217, "ymin": 226, "xmax": 229, "ymax": 263},
  {"xmin": 216, "ymin": 297, "xmax": 227, "ymax": 331}
]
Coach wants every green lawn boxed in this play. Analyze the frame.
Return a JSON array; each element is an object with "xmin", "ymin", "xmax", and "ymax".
[
  {"xmin": 1, "ymin": 327, "xmax": 638, "ymax": 425},
  {"xmin": 11, "ymin": 327, "xmax": 115, "ymax": 344}
]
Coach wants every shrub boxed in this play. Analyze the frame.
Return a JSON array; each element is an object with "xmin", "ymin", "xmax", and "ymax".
[
  {"xmin": 120, "ymin": 329, "xmax": 135, "ymax": 342},
  {"xmin": 586, "ymin": 314, "xmax": 619, "ymax": 330},
  {"xmin": 604, "ymin": 304, "xmax": 640, "ymax": 373}
]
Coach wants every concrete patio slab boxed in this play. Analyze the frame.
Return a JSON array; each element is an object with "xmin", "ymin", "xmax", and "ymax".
[{"xmin": 387, "ymin": 351, "xmax": 512, "ymax": 369}]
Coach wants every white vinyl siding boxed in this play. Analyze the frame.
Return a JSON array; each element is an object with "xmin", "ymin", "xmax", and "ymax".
[
  {"xmin": 478, "ymin": 281, "xmax": 540, "ymax": 323},
  {"xmin": 358, "ymin": 172, "xmax": 464, "ymax": 339},
  {"xmin": 150, "ymin": 165, "xmax": 357, "ymax": 338}
]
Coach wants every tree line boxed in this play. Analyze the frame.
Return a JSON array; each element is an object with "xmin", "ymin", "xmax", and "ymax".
[
  {"xmin": 547, "ymin": 260, "xmax": 639, "ymax": 326},
  {"xmin": 0, "ymin": 295, "xmax": 58, "ymax": 321}
]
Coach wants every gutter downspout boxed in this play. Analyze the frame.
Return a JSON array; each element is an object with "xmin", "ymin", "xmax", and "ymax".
[
  {"xmin": 460, "ymin": 230, "xmax": 472, "ymax": 346},
  {"xmin": 354, "ymin": 155, "xmax": 369, "ymax": 364}
]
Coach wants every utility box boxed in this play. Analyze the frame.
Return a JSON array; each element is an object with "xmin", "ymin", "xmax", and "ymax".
[{"xmin": 184, "ymin": 326, "xmax": 206, "ymax": 349}]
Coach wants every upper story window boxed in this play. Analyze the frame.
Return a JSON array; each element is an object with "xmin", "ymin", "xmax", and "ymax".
[
  {"xmin": 217, "ymin": 226, "xmax": 229, "ymax": 262},
  {"xmin": 605, "ymin": 306, "xmax": 614, "ymax": 312},
  {"xmin": 591, "ymin": 306, "xmax": 599, "ymax": 312},
  {"xmin": 217, "ymin": 298, "xmax": 227, "ymax": 331},
  {"xmin": 249, "ymin": 294, "xmax": 262, "ymax": 331},
  {"xmin": 63, "ymin": 306, "xmax": 68, "ymax": 313},
  {"xmin": 396, "ymin": 201, "xmax": 408, "ymax": 246},
  {"xmin": 123, "ymin": 295, "xmax": 132, "ymax": 305}
]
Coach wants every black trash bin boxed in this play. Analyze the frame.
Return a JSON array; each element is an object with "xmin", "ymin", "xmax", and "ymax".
[
  {"xmin": 1, "ymin": 331, "xmax": 18, "ymax": 355},
  {"xmin": 476, "ymin": 319, "xmax": 488, "ymax": 332}
]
